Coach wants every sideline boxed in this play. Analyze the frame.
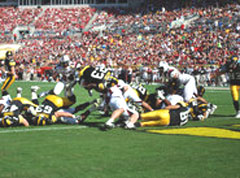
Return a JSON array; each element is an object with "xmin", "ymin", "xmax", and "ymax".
[{"xmin": 0, "ymin": 125, "xmax": 87, "ymax": 134}]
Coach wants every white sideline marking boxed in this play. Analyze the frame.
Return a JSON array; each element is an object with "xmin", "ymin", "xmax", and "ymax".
[{"xmin": 0, "ymin": 125, "xmax": 87, "ymax": 134}]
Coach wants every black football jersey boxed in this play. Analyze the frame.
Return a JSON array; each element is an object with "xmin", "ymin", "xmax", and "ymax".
[
  {"xmin": 221, "ymin": 60, "xmax": 240, "ymax": 85},
  {"xmin": 80, "ymin": 65, "xmax": 110, "ymax": 84}
]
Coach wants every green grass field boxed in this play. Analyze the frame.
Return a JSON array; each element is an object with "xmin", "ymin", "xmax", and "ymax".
[{"xmin": 0, "ymin": 81, "xmax": 240, "ymax": 178}]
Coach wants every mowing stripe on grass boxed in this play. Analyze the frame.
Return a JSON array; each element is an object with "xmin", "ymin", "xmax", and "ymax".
[{"xmin": 0, "ymin": 125, "xmax": 87, "ymax": 134}]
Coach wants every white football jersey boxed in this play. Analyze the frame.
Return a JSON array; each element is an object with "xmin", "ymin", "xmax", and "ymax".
[
  {"xmin": 178, "ymin": 73, "xmax": 194, "ymax": 85},
  {"xmin": 107, "ymin": 85, "xmax": 123, "ymax": 98},
  {"xmin": 166, "ymin": 94, "xmax": 184, "ymax": 105},
  {"xmin": 107, "ymin": 86, "xmax": 137, "ymax": 119},
  {"xmin": 116, "ymin": 80, "xmax": 142, "ymax": 105}
]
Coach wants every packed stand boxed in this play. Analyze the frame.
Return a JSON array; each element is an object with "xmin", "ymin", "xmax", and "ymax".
[
  {"xmin": 0, "ymin": 7, "xmax": 42, "ymax": 32},
  {"xmin": 0, "ymin": 2, "xmax": 239, "ymax": 87},
  {"xmin": 33, "ymin": 7, "xmax": 96, "ymax": 33}
]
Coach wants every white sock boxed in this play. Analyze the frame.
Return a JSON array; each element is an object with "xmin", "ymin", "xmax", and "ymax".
[
  {"xmin": 17, "ymin": 93, "xmax": 22, "ymax": 98},
  {"xmin": 106, "ymin": 118, "xmax": 115, "ymax": 124},
  {"xmin": 31, "ymin": 92, "xmax": 38, "ymax": 100}
]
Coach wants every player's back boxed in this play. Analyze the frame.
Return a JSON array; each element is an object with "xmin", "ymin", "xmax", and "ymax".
[{"xmin": 80, "ymin": 65, "xmax": 109, "ymax": 83}]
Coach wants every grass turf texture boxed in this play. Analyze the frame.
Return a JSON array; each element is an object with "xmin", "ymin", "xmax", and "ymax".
[{"xmin": 0, "ymin": 81, "xmax": 240, "ymax": 178}]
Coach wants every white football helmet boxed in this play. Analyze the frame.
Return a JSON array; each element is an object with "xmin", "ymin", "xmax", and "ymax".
[
  {"xmin": 60, "ymin": 55, "xmax": 70, "ymax": 67},
  {"xmin": 158, "ymin": 61, "xmax": 169, "ymax": 72},
  {"xmin": 170, "ymin": 70, "xmax": 180, "ymax": 78}
]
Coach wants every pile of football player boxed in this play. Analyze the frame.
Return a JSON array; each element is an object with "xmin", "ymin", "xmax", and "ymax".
[{"xmin": 3, "ymin": 52, "xmax": 240, "ymax": 129}]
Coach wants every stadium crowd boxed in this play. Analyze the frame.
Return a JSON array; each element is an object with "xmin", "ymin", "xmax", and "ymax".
[{"xmin": 0, "ymin": 1, "xmax": 239, "ymax": 86}]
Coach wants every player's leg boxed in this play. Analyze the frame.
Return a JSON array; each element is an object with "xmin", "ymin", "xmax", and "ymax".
[
  {"xmin": 105, "ymin": 97, "xmax": 125, "ymax": 128},
  {"xmin": 1, "ymin": 74, "xmax": 15, "ymax": 92},
  {"xmin": 16, "ymin": 87, "xmax": 22, "ymax": 98},
  {"xmin": 105, "ymin": 108, "xmax": 124, "ymax": 128},
  {"xmin": 139, "ymin": 109, "xmax": 170, "ymax": 127},
  {"xmin": 31, "ymin": 86, "xmax": 40, "ymax": 105},
  {"xmin": 183, "ymin": 79, "xmax": 197, "ymax": 102},
  {"xmin": 53, "ymin": 81, "xmax": 65, "ymax": 95},
  {"xmin": 124, "ymin": 109, "xmax": 139, "ymax": 129},
  {"xmin": 2, "ymin": 90, "xmax": 12, "ymax": 103},
  {"xmin": 231, "ymin": 85, "xmax": 240, "ymax": 118},
  {"xmin": 61, "ymin": 82, "xmax": 77, "ymax": 108},
  {"xmin": 74, "ymin": 98, "xmax": 102, "ymax": 123},
  {"xmin": 38, "ymin": 82, "xmax": 65, "ymax": 98}
]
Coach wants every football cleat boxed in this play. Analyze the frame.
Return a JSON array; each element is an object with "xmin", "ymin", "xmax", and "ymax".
[
  {"xmin": 76, "ymin": 114, "xmax": 87, "ymax": 124},
  {"xmin": 31, "ymin": 86, "xmax": 40, "ymax": 92},
  {"xmin": 17, "ymin": 87, "xmax": 22, "ymax": 93},
  {"xmin": 125, "ymin": 122, "xmax": 136, "ymax": 130},
  {"xmin": 210, "ymin": 104, "xmax": 217, "ymax": 115},
  {"xmin": 39, "ymin": 91, "xmax": 48, "ymax": 98},
  {"xmin": 235, "ymin": 110, "xmax": 240, "ymax": 118},
  {"xmin": 92, "ymin": 98, "xmax": 101, "ymax": 108},
  {"xmin": 104, "ymin": 121, "xmax": 115, "ymax": 129}
]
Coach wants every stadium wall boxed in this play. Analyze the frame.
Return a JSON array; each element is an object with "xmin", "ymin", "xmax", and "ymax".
[{"xmin": 18, "ymin": 0, "xmax": 144, "ymax": 7}]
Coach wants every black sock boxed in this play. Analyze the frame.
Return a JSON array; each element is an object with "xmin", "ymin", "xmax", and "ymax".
[
  {"xmin": 32, "ymin": 99, "xmax": 39, "ymax": 105},
  {"xmin": 74, "ymin": 102, "xmax": 90, "ymax": 113},
  {"xmin": 134, "ymin": 122, "xmax": 141, "ymax": 127},
  {"xmin": 233, "ymin": 100, "xmax": 239, "ymax": 112},
  {"xmin": 2, "ymin": 90, "xmax": 8, "ymax": 96}
]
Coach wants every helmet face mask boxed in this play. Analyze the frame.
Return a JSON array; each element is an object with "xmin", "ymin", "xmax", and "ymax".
[
  {"xmin": 60, "ymin": 55, "xmax": 70, "ymax": 67},
  {"xmin": 6, "ymin": 51, "xmax": 13, "ymax": 59}
]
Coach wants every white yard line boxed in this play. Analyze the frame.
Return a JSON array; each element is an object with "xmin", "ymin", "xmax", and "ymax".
[
  {"xmin": 206, "ymin": 87, "xmax": 229, "ymax": 90},
  {"xmin": 207, "ymin": 90, "xmax": 230, "ymax": 92},
  {"xmin": 0, "ymin": 125, "xmax": 87, "ymax": 134}
]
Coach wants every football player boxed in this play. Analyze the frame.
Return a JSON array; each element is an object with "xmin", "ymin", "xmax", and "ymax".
[
  {"xmin": 195, "ymin": 86, "xmax": 217, "ymax": 117},
  {"xmin": 31, "ymin": 85, "xmax": 97, "ymax": 125},
  {"xmin": 104, "ymin": 85, "xmax": 139, "ymax": 129},
  {"xmin": 1, "ymin": 51, "xmax": 17, "ymax": 93},
  {"xmin": 33, "ymin": 94, "xmax": 76, "ymax": 125},
  {"xmin": 212, "ymin": 55, "xmax": 240, "ymax": 118},
  {"xmin": 78, "ymin": 65, "xmax": 111, "ymax": 95},
  {"xmin": 39, "ymin": 55, "xmax": 77, "ymax": 97},
  {"xmin": 163, "ymin": 83, "xmax": 213, "ymax": 121},
  {"xmin": 187, "ymin": 98, "xmax": 209, "ymax": 121},
  {"xmin": 132, "ymin": 84, "xmax": 171, "ymax": 110},
  {"xmin": 117, "ymin": 80, "xmax": 153, "ymax": 112},
  {"xmin": 135, "ymin": 107, "xmax": 189, "ymax": 127},
  {"xmin": 158, "ymin": 61, "xmax": 179, "ymax": 83},
  {"xmin": 0, "ymin": 93, "xmax": 37, "ymax": 127},
  {"xmin": 169, "ymin": 70, "xmax": 198, "ymax": 102}
]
